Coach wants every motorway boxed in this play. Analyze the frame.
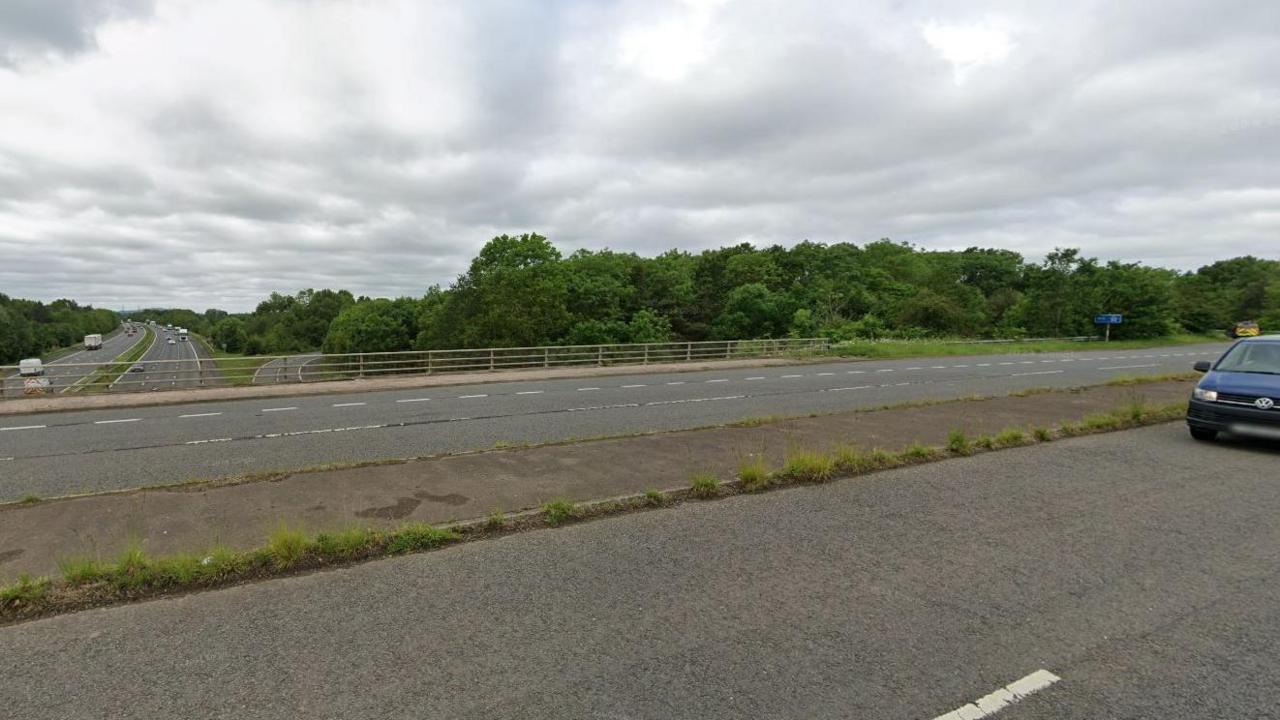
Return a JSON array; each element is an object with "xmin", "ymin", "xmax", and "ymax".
[
  {"xmin": 0, "ymin": 342, "xmax": 1229, "ymax": 501},
  {"xmin": 2, "ymin": 424, "xmax": 1277, "ymax": 718},
  {"xmin": 0, "ymin": 326, "xmax": 145, "ymax": 398},
  {"xmin": 109, "ymin": 326, "xmax": 222, "ymax": 393}
]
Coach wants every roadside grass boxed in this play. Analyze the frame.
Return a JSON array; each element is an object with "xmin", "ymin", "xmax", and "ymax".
[
  {"xmin": 2, "ymin": 398, "xmax": 1189, "ymax": 623},
  {"xmin": 946, "ymin": 429, "xmax": 972, "ymax": 455},
  {"xmin": 68, "ymin": 326, "xmax": 154, "ymax": 394},
  {"xmin": 690, "ymin": 472, "xmax": 721, "ymax": 498},
  {"xmin": 823, "ymin": 334, "xmax": 1220, "ymax": 360},
  {"xmin": 195, "ymin": 335, "xmax": 273, "ymax": 387}
]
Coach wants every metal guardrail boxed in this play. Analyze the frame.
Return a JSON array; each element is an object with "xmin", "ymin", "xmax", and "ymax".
[
  {"xmin": 830, "ymin": 335, "xmax": 1097, "ymax": 346},
  {"xmin": 1, "ymin": 337, "xmax": 829, "ymax": 398}
]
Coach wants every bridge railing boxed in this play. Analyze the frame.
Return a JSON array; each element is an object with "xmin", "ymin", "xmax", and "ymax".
[{"xmin": 0, "ymin": 337, "xmax": 830, "ymax": 398}]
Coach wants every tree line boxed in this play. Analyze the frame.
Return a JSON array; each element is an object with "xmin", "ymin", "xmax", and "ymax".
[
  {"xmin": 6, "ymin": 234, "xmax": 1277, "ymax": 363},
  {"xmin": 0, "ymin": 295, "xmax": 119, "ymax": 364},
  {"xmin": 199, "ymin": 234, "xmax": 1277, "ymax": 356}
]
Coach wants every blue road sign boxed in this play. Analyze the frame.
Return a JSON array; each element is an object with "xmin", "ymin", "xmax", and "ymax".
[{"xmin": 1095, "ymin": 314, "xmax": 1123, "ymax": 325}]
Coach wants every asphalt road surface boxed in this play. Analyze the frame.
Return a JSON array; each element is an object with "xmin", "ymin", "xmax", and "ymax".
[
  {"xmin": 3, "ymin": 424, "xmax": 1277, "ymax": 719},
  {"xmin": 109, "ymin": 328, "xmax": 222, "ymax": 393},
  {"xmin": 0, "ymin": 326, "xmax": 144, "ymax": 398},
  {"xmin": 0, "ymin": 342, "xmax": 1229, "ymax": 500}
]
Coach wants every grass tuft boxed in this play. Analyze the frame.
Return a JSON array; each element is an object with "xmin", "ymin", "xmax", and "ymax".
[
  {"xmin": 643, "ymin": 489, "xmax": 665, "ymax": 506},
  {"xmin": 1032, "ymin": 426, "xmax": 1052, "ymax": 442},
  {"xmin": 778, "ymin": 449, "xmax": 835, "ymax": 483},
  {"xmin": 901, "ymin": 442, "xmax": 940, "ymax": 462},
  {"xmin": 485, "ymin": 509, "xmax": 507, "ymax": 530},
  {"xmin": 994, "ymin": 428, "xmax": 1029, "ymax": 447},
  {"xmin": 58, "ymin": 557, "xmax": 106, "ymax": 586},
  {"xmin": 540, "ymin": 499, "xmax": 580, "ymax": 527},
  {"xmin": 314, "ymin": 527, "xmax": 375, "ymax": 560},
  {"xmin": 736, "ymin": 456, "xmax": 771, "ymax": 492},
  {"xmin": 689, "ymin": 472, "xmax": 721, "ymax": 498},
  {"xmin": 0, "ymin": 574, "xmax": 50, "ymax": 608},
  {"xmin": 946, "ymin": 429, "xmax": 972, "ymax": 455},
  {"xmin": 387, "ymin": 523, "xmax": 459, "ymax": 553},
  {"xmin": 265, "ymin": 523, "xmax": 311, "ymax": 569},
  {"xmin": 20, "ymin": 494, "xmax": 40, "ymax": 505}
]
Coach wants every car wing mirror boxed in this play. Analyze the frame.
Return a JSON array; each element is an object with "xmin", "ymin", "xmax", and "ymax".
[{"xmin": 1193, "ymin": 361, "xmax": 1212, "ymax": 372}]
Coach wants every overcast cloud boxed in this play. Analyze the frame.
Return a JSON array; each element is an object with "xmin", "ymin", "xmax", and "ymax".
[{"xmin": 1, "ymin": 0, "xmax": 1277, "ymax": 311}]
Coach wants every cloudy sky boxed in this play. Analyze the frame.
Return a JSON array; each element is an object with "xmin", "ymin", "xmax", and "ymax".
[{"xmin": 1, "ymin": 0, "xmax": 1277, "ymax": 311}]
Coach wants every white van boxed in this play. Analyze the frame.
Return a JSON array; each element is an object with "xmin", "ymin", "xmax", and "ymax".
[
  {"xmin": 84, "ymin": 333, "xmax": 103, "ymax": 350},
  {"xmin": 19, "ymin": 358, "xmax": 44, "ymax": 376}
]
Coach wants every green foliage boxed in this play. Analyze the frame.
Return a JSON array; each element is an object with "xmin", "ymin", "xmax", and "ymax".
[
  {"xmin": 0, "ymin": 574, "xmax": 49, "ymax": 608},
  {"xmin": 690, "ymin": 472, "xmax": 721, "ymax": 498},
  {"xmin": 778, "ymin": 449, "xmax": 836, "ymax": 483},
  {"xmin": 946, "ymin": 429, "xmax": 972, "ymax": 455},
  {"xmin": 386, "ymin": 523, "xmax": 459, "ymax": 553},
  {"xmin": 737, "ymin": 456, "xmax": 771, "ymax": 492},
  {"xmin": 314, "ymin": 527, "xmax": 376, "ymax": 560},
  {"xmin": 541, "ymin": 499, "xmax": 579, "ymax": 527},
  {"xmin": 265, "ymin": 524, "xmax": 312, "ymax": 569}
]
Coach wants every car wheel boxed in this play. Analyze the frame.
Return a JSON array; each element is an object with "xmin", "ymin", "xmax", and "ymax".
[{"xmin": 1189, "ymin": 426, "xmax": 1218, "ymax": 442}]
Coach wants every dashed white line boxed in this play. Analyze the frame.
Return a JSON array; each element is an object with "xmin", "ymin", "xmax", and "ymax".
[
  {"xmin": 621, "ymin": 384, "xmax": 647, "ymax": 388},
  {"xmin": 179, "ymin": 412, "xmax": 222, "ymax": 418},
  {"xmin": 1012, "ymin": 370, "xmax": 1063, "ymax": 377},
  {"xmin": 262, "ymin": 406, "xmax": 298, "ymax": 412},
  {"xmin": 906, "ymin": 367, "xmax": 924, "ymax": 371},
  {"xmin": 515, "ymin": 390, "xmax": 544, "ymax": 395},
  {"xmin": 1098, "ymin": 363, "xmax": 1159, "ymax": 370},
  {"xmin": 953, "ymin": 365, "xmax": 970, "ymax": 368},
  {"xmin": 931, "ymin": 669, "xmax": 1060, "ymax": 720},
  {"xmin": 395, "ymin": 398, "xmax": 431, "ymax": 403},
  {"xmin": 931, "ymin": 366, "xmax": 947, "ymax": 369},
  {"xmin": 0, "ymin": 425, "xmax": 46, "ymax": 432},
  {"xmin": 781, "ymin": 374, "xmax": 804, "ymax": 378},
  {"xmin": 458, "ymin": 394, "xmax": 488, "ymax": 399},
  {"xmin": 577, "ymin": 387, "xmax": 600, "ymax": 391},
  {"xmin": 745, "ymin": 376, "xmax": 766, "ymax": 380},
  {"xmin": 815, "ymin": 372, "xmax": 835, "ymax": 376},
  {"xmin": 877, "ymin": 369, "xmax": 895, "ymax": 373},
  {"xmin": 1039, "ymin": 359, "xmax": 1057, "ymax": 363},
  {"xmin": 823, "ymin": 385, "xmax": 871, "ymax": 392},
  {"xmin": 846, "ymin": 370, "xmax": 865, "ymax": 374},
  {"xmin": 332, "ymin": 402, "xmax": 367, "ymax": 407},
  {"xmin": 976, "ymin": 363, "xmax": 991, "ymax": 367},
  {"xmin": 0, "ymin": 457, "xmax": 13, "ymax": 461},
  {"xmin": 185, "ymin": 437, "xmax": 232, "ymax": 445},
  {"xmin": 998, "ymin": 362, "xmax": 1014, "ymax": 366},
  {"xmin": 705, "ymin": 378, "xmax": 729, "ymax": 383},
  {"xmin": 94, "ymin": 418, "xmax": 140, "ymax": 425}
]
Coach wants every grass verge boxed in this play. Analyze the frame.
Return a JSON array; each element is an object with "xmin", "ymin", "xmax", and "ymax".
[
  {"xmin": 0, "ymin": 398, "xmax": 1189, "ymax": 624},
  {"xmin": 194, "ymin": 335, "xmax": 273, "ymax": 387},
  {"xmin": 822, "ymin": 334, "xmax": 1220, "ymax": 360}
]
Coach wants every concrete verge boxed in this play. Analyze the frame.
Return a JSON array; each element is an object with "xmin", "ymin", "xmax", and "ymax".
[{"xmin": 0, "ymin": 380, "xmax": 1194, "ymax": 581}]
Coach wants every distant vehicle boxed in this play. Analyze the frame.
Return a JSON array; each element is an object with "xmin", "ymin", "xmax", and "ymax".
[
  {"xmin": 128, "ymin": 364, "xmax": 146, "ymax": 373},
  {"xmin": 166, "ymin": 323, "xmax": 173, "ymax": 330},
  {"xmin": 18, "ymin": 358, "xmax": 44, "ymax": 376},
  {"xmin": 179, "ymin": 328, "xmax": 188, "ymax": 341},
  {"xmin": 84, "ymin": 334, "xmax": 103, "ymax": 350},
  {"xmin": 167, "ymin": 338, "xmax": 176, "ymax": 345},
  {"xmin": 1229, "ymin": 320, "xmax": 1261, "ymax": 338},
  {"xmin": 1188, "ymin": 336, "xmax": 1280, "ymax": 442}
]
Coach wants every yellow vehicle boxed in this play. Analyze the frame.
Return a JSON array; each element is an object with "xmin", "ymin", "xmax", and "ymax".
[{"xmin": 1230, "ymin": 320, "xmax": 1261, "ymax": 338}]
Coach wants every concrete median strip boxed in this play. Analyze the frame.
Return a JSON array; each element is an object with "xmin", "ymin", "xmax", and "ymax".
[{"xmin": 0, "ymin": 378, "xmax": 1196, "ymax": 623}]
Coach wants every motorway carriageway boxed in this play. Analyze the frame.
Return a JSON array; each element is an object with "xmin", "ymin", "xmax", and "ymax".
[
  {"xmin": 0, "ymin": 327, "xmax": 146, "ymax": 398},
  {"xmin": 109, "ymin": 327, "xmax": 221, "ymax": 393},
  {"xmin": 0, "ymin": 342, "xmax": 1229, "ymax": 501}
]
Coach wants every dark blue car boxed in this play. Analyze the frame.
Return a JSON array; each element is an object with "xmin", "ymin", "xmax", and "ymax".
[{"xmin": 1188, "ymin": 336, "xmax": 1280, "ymax": 441}]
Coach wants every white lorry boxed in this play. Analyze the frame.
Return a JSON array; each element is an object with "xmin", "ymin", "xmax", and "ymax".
[
  {"xmin": 84, "ymin": 333, "xmax": 103, "ymax": 350},
  {"xmin": 18, "ymin": 358, "xmax": 44, "ymax": 376},
  {"xmin": 178, "ymin": 328, "xmax": 188, "ymax": 341}
]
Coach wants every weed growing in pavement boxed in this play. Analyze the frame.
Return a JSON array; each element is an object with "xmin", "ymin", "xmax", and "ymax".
[
  {"xmin": 1032, "ymin": 426, "xmax": 1052, "ymax": 442},
  {"xmin": 485, "ymin": 509, "xmax": 507, "ymax": 530},
  {"xmin": 737, "ymin": 456, "xmax": 771, "ymax": 492},
  {"xmin": 643, "ymin": 489, "xmax": 665, "ymax": 506},
  {"xmin": 386, "ymin": 523, "xmax": 458, "ymax": 553},
  {"xmin": 0, "ymin": 574, "xmax": 49, "ymax": 608},
  {"xmin": 778, "ymin": 449, "xmax": 835, "ymax": 483},
  {"xmin": 974, "ymin": 435, "xmax": 996, "ymax": 450},
  {"xmin": 265, "ymin": 524, "xmax": 311, "ymax": 569},
  {"xmin": 19, "ymin": 494, "xmax": 40, "ymax": 505},
  {"xmin": 57, "ymin": 557, "xmax": 105, "ymax": 586},
  {"xmin": 689, "ymin": 473, "xmax": 721, "ymax": 498},
  {"xmin": 728, "ymin": 415, "xmax": 785, "ymax": 428},
  {"xmin": 540, "ymin": 499, "xmax": 579, "ymax": 527},
  {"xmin": 832, "ymin": 444, "xmax": 866, "ymax": 473},
  {"xmin": 901, "ymin": 442, "xmax": 939, "ymax": 462},
  {"xmin": 315, "ymin": 527, "xmax": 375, "ymax": 560},
  {"xmin": 994, "ymin": 428, "xmax": 1029, "ymax": 447},
  {"xmin": 946, "ymin": 429, "xmax": 972, "ymax": 455}
]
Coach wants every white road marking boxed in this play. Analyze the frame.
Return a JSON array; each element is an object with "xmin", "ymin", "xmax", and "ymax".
[
  {"xmin": 94, "ymin": 418, "xmax": 140, "ymax": 425},
  {"xmin": 847, "ymin": 370, "xmax": 865, "ymax": 374},
  {"xmin": 745, "ymin": 376, "xmax": 766, "ymax": 380},
  {"xmin": 185, "ymin": 438, "xmax": 232, "ymax": 445},
  {"xmin": 645, "ymin": 394, "xmax": 743, "ymax": 407},
  {"xmin": 332, "ymin": 402, "xmax": 367, "ymax": 407},
  {"xmin": 1019, "ymin": 361, "xmax": 1035, "ymax": 365},
  {"xmin": 1012, "ymin": 370, "xmax": 1063, "ymax": 377},
  {"xmin": 0, "ymin": 457, "xmax": 13, "ymax": 461},
  {"xmin": 515, "ymin": 390, "xmax": 544, "ymax": 395},
  {"xmin": 815, "ymin": 372, "xmax": 835, "ymax": 376},
  {"xmin": 666, "ymin": 381, "xmax": 686, "ymax": 385},
  {"xmin": 621, "ymin": 384, "xmax": 647, "ymax": 388},
  {"xmin": 458, "ymin": 394, "xmax": 488, "ymax": 399},
  {"xmin": 1039, "ymin": 359, "xmax": 1057, "ymax": 363},
  {"xmin": 179, "ymin": 412, "xmax": 222, "ymax": 418},
  {"xmin": 262, "ymin": 406, "xmax": 299, "ymax": 412},
  {"xmin": 823, "ymin": 385, "xmax": 871, "ymax": 392},
  {"xmin": 705, "ymin": 378, "xmax": 729, "ymax": 383},
  {"xmin": 1, "ymin": 425, "xmax": 46, "ymax": 432},
  {"xmin": 931, "ymin": 366, "xmax": 947, "ymax": 369},
  {"xmin": 877, "ymin": 369, "xmax": 895, "ymax": 372},
  {"xmin": 781, "ymin": 374, "xmax": 804, "ymax": 378},
  {"xmin": 906, "ymin": 366, "xmax": 924, "ymax": 370},
  {"xmin": 931, "ymin": 669, "xmax": 1060, "ymax": 720},
  {"xmin": 998, "ymin": 362, "xmax": 1014, "ymax": 366},
  {"xmin": 577, "ymin": 387, "xmax": 600, "ymax": 391},
  {"xmin": 1098, "ymin": 363, "xmax": 1159, "ymax": 370},
  {"xmin": 953, "ymin": 365, "xmax": 969, "ymax": 368},
  {"xmin": 976, "ymin": 363, "xmax": 991, "ymax": 367},
  {"xmin": 395, "ymin": 398, "xmax": 432, "ymax": 403}
]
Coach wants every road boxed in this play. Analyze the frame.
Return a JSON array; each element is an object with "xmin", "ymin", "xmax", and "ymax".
[
  {"xmin": 2, "ymin": 424, "xmax": 1277, "ymax": 718},
  {"xmin": 0, "ymin": 326, "xmax": 145, "ymax": 398},
  {"xmin": 253, "ymin": 353, "xmax": 322, "ymax": 384},
  {"xmin": 110, "ymin": 328, "xmax": 222, "ymax": 393},
  {"xmin": 0, "ymin": 342, "xmax": 1229, "ymax": 500}
]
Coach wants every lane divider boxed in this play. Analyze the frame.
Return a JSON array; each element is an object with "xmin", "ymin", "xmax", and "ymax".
[
  {"xmin": 930, "ymin": 669, "xmax": 1060, "ymax": 720},
  {"xmin": 261, "ymin": 407, "xmax": 299, "ymax": 413},
  {"xmin": 94, "ymin": 418, "xmax": 140, "ymax": 425},
  {"xmin": 180, "ymin": 412, "xmax": 222, "ymax": 418}
]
